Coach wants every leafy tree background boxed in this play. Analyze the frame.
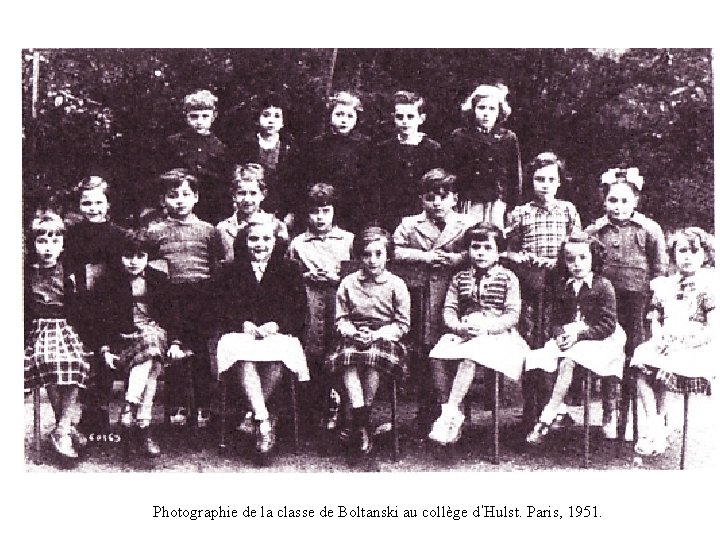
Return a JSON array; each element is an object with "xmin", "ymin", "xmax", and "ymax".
[{"xmin": 21, "ymin": 48, "xmax": 713, "ymax": 232}]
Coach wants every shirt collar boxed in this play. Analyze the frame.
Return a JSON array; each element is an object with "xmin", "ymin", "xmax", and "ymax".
[
  {"xmin": 167, "ymin": 214, "xmax": 199, "ymax": 225},
  {"xmin": 567, "ymin": 272, "xmax": 594, "ymax": 290},
  {"xmin": 529, "ymin": 199, "xmax": 562, "ymax": 211},
  {"xmin": 473, "ymin": 264, "xmax": 501, "ymax": 280},
  {"xmin": 304, "ymin": 226, "xmax": 345, "ymax": 241},
  {"xmin": 359, "ymin": 269, "xmax": 390, "ymax": 284},
  {"xmin": 594, "ymin": 212, "xmax": 646, "ymax": 229}
]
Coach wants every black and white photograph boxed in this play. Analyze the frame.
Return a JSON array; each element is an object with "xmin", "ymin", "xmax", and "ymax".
[{"xmin": 7, "ymin": 3, "xmax": 719, "ymax": 538}]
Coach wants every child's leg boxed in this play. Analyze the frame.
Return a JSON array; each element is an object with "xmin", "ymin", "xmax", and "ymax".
[
  {"xmin": 538, "ymin": 358, "xmax": 575, "ymax": 425},
  {"xmin": 446, "ymin": 360, "xmax": 477, "ymax": 410},
  {"xmin": 46, "ymin": 385, "xmax": 62, "ymax": 425},
  {"xmin": 430, "ymin": 359, "xmax": 452, "ymax": 404},
  {"xmin": 136, "ymin": 359, "xmax": 163, "ymax": 429},
  {"xmin": 237, "ymin": 362, "xmax": 270, "ymax": 421},
  {"xmin": 359, "ymin": 366, "xmax": 381, "ymax": 407},
  {"xmin": 57, "ymin": 386, "xmax": 80, "ymax": 437},
  {"xmin": 258, "ymin": 362, "xmax": 285, "ymax": 403},
  {"xmin": 342, "ymin": 367, "xmax": 365, "ymax": 408}
]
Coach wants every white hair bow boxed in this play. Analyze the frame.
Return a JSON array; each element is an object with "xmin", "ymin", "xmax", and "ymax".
[{"xmin": 600, "ymin": 167, "xmax": 644, "ymax": 191}]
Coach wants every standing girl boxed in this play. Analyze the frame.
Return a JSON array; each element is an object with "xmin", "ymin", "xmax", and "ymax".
[
  {"xmin": 325, "ymin": 227, "xmax": 411, "ymax": 456},
  {"xmin": 505, "ymin": 152, "xmax": 581, "ymax": 431},
  {"xmin": 447, "ymin": 83, "xmax": 522, "ymax": 228},
  {"xmin": 585, "ymin": 168, "xmax": 667, "ymax": 438},
  {"xmin": 630, "ymin": 227, "xmax": 715, "ymax": 456},
  {"xmin": 63, "ymin": 176, "xmax": 127, "ymax": 434},
  {"xmin": 428, "ymin": 223, "xmax": 529, "ymax": 445},
  {"xmin": 305, "ymin": 91, "xmax": 371, "ymax": 233},
  {"xmin": 25, "ymin": 213, "xmax": 91, "ymax": 460},
  {"xmin": 214, "ymin": 213, "xmax": 309, "ymax": 456},
  {"xmin": 525, "ymin": 232, "xmax": 626, "ymax": 444}
]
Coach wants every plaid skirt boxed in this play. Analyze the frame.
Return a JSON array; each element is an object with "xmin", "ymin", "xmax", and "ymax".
[
  {"xmin": 325, "ymin": 338, "xmax": 408, "ymax": 379},
  {"xmin": 117, "ymin": 322, "xmax": 168, "ymax": 370},
  {"xmin": 24, "ymin": 318, "xmax": 91, "ymax": 389}
]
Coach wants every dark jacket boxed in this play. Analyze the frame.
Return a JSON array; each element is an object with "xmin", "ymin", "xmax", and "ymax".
[
  {"xmin": 551, "ymin": 274, "xmax": 618, "ymax": 342},
  {"xmin": 446, "ymin": 126, "xmax": 522, "ymax": 208},
  {"xmin": 95, "ymin": 267, "xmax": 172, "ymax": 349},
  {"xmin": 213, "ymin": 244, "xmax": 307, "ymax": 339},
  {"xmin": 24, "ymin": 261, "xmax": 78, "ymax": 337}
]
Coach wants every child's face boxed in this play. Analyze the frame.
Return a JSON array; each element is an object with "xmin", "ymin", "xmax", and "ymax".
[
  {"xmin": 79, "ymin": 188, "xmax": 109, "ymax": 223},
  {"xmin": 468, "ymin": 238, "xmax": 499, "ymax": 271},
  {"xmin": 234, "ymin": 180, "xmax": 265, "ymax": 217},
  {"xmin": 185, "ymin": 109, "xmax": 216, "ymax": 135},
  {"xmin": 474, "ymin": 96, "xmax": 500, "ymax": 131},
  {"xmin": 308, "ymin": 205, "xmax": 334, "ymax": 234},
  {"xmin": 330, "ymin": 104, "xmax": 357, "ymax": 135},
  {"xmin": 393, "ymin": 103, "xmax": 425, "ymax": 136},
  {"xmin": 674, "ymin": 237, "xmax": 705, "ymax": 276},
  {"xmin": 34, "ymin": 234, "xmax": 63, "ymax": 267},
  {"xmin": 533, "ymin": 164, "xmax": 561, "ymax": 204},
  {"xmin": 164, "ymin": 180, "xmax": 198, "ymax": 219},
  {"xmin": 564, "ymin": 242, "xmax": 592, "ymax": 280},
  {"xmin": 121, "ymin": 252, "xmax": 149, "ymax": 277},
  {"xmin": 246, "ymin": 223, "xmax": 276, "ymax": 263},
  {"xmin": 604, "ymin": 182, "xmax": 638, "ymax": 222},
  {"xmin": 259, "ymin": 106, "xmax": 284, "ymax": 136},
  {"xmin": 421, "ymin": 190, "xmax": 457, "ymax": 222},
  {"xmin": 361, "ymin": 239, "xmax": 388, "ymax": 277}
]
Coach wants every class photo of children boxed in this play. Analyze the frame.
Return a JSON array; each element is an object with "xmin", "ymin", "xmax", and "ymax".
[{"xmin": 21, "ymin": 48, "xmax": 715, "ymax": 472}]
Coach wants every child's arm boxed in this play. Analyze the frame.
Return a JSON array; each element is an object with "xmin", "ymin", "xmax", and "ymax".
[
  {"xmin": 576, "ymin": 278, "xmax": 617, "ymax": 341},
  {"xmin": 373, "ymin": 278, "xmax": 411, "ymax": 341},
  {"xmin": 442, "ymin": 274, "xmax": 471, "ymax": 337},
  {"xmin": 646, "ymin": 220, "xmax": 668, "ymax": 281},
  {"xmin": 393, "ymin": 222, "xmax": 444, "ymax": 264},
  {"xmin": 504, "ymin": 131, "xmax": 523, "ymax": 212},
  {"xmin": 335, "ymin": 278, "xmax": 359, "ymax": 338}
]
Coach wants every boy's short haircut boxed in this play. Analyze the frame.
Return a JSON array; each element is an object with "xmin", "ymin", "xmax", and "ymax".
[
  {"xmin": 76, "ymin": 175, "xmax": 111, "ymax": 195},
  {"xmin": 463, "ymin": 222, "xmax": 507, "ymax": 252},
  {"xmin": 159, "ymin": 168, "xmax": 199, "ymax": 195},
  {"xmin": 353, "ymin": 226, "xmax": 394, "ymax": 261},
  {"xmin": 419, "ymin": 168, "xmax": 457, "ymax": 197},
  {"xmin": 232, "ymin": 163, "xmax": 267, "ymax": 193},
  {"xmin": 393, "ymin": 90, "xmax": 425, "ymax": 115},
  {"xmin": 183, "ymin": 89, "xmax": 218, "ymax": 113},
  {"xmin": 328, "ymin": 91, "xmax": 363, "ymax": 112},
  {"xmin": 119, "ymin": 229, "xmax": 156, "ymax": 258},
  {"xmin": 307, "ymin": 182, "xmax": 337, "ymax": 209},
  {"xmin": 258, "ymin": 91, "xmax": 287, "ymax": 114},
  {"xmin": 31, "ymin": 211, "xmax": 65, "ymax": 238}
]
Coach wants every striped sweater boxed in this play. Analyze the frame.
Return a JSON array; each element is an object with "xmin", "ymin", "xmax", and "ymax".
[
  {"xmin": 146, "ymin": 215, "xmax": 221, "ymax": 284},
  {"xmin": 443, "ymin": 264, "xmax": 521, "ymax": 335}
]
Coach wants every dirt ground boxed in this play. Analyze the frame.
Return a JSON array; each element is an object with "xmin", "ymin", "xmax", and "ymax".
[{"xmin": 24, "ymin": 381, "xmax": 718, "ymax": 472}]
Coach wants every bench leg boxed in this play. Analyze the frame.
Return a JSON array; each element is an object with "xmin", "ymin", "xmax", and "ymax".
[
  {"xmin": 33, "ymin": 388, "xmax": 42, "ymax": 452},
  {"xmin": 680, "ymin": 391, "xmax": 689, "ymax": 470},
  {"xmin": 493, "ymin": 370, "xmax": 500, "ymax": 465},
  {"xmin": 290, "ymin": 375, "xmax": 299, "ymax": 454},
  {"xmin": 391, "ymin": 379, "xmax": 399, "ymax": 461},
  {"xmin": 583, "ymin": 369, "xmax": 591, "ymax": 469},
  {"xmin": 218, "ymin": 374, "xmax": 227, "ymax": 455}
]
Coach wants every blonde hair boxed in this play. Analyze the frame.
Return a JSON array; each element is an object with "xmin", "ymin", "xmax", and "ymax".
[
  {"xmin": 461, "ymin": 83, "xmax": 512, "ymax": 122},
  {"xmin": 183, "ymin": 89, "xmax": 218, "ymax": 113},
  {"xmin": 233, "ymin": 163, "xmax": 267, "ymax": 192},
  {"xmin": 328, "ymin": 91, "xmax": 363, "ymax": 112},
  {"xmin": 31, "ymin": 211, "xmax": 65, "ymax": 238}
]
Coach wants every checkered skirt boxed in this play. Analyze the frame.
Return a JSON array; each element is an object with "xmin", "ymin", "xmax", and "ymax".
[
  {"xmin": 632, "ymin": 339, "xmax": 714, "ymax": 395},
  {"xmin": 24, "ymin": 318, "xmax": 91, "ymax": 389},
  {"xmin": 117, "ymin": 322, "xmax": 168, "ymax": 370},
  {"xmin": 325, "ymin": 338, "xmax": 408, "ymax": 379}
]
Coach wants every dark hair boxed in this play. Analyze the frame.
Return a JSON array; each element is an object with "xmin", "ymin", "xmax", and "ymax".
[
  {"xmin": 232, "ymin": 163, "xmax": 267, "ymax": 193},
  {"xmin": 158, "ymin": 168, "xmax": 199, "ymax": 195},
  {"xmin": 419, "ymin": 168, "xmax": 457, "ymax": 196},
  {"xmin": 463, "ymin": 222, "xmax": 506, "ymax": 252},
  {"xmin": 393, "ymin": 90, "xmax": 426, "ymax": 115},
  {"xmin": 667, "ymin": 227, "xmax": 715, "ymax": 268},
  {"xmin": 557, "ymin": 231, "xmax": 606, "ymax": 278},
  {"xmin": 119, "ymin": 229, "xmax": 156, "ymax": 258},
  {"xmin": 257, "ymin": 91, "xmax": 287, "ymax": 115},
  {"xmin": 307, "ymin": 182, "xmax": 337, "ymax": 209},
  {"xmin": 600, "ymin": 180, "xmax": 640, "ymax": 199},
  {"xmin": 353, "ymin": 226, "xmax": 394, "ymax": 261},
  {"xmin": 526, "ymin": 152, "xmax": 568, "ymax": 184}
]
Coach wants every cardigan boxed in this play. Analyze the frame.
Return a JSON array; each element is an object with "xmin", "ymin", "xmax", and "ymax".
[
  {"xmin": 94, "ymin": 267, "xmax": 172, "ymax": 349},
  {"xmin": 213, "ymin": 245, "xmax": 307, "ymax": 339},
  {"xmin": 551, "ymin": 274, "xmax": 618, "ymax": 342}
]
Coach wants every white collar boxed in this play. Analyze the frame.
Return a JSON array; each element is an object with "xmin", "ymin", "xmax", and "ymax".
[{"xmin": 567, "ymin": 272, "xmax": 594, "ymax": 291}]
